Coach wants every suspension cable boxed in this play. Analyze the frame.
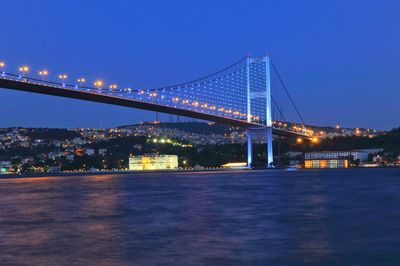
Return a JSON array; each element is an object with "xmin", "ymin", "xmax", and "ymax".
[
  {"xmin": 139, "ymin": 56, "xmax": 248, "ymax": 92},
  {"xmin": 270, "ymin": 61, "xmax": 306, "ymax": 127},
  {"xmin": 271, "ymin": 96, "xmax": 287, "ymax": 121}
]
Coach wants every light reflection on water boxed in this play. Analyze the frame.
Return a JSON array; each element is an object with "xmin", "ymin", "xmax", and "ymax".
[{"xmin": 0, "ymin": 169, "xmax": 400, "ymax": 265}]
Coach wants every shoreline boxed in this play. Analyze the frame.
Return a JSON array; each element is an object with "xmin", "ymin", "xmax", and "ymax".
[{"xmin": 0, "ymin": 166, "xmax": 399, "ymax": 179}]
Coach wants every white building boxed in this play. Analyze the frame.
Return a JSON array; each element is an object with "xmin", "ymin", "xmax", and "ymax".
[
  {"xmin": 305, "ymin": 150, "xmax": 370, "ymax": 162},
  {"xmin": 129, "ymin": 154, "xmax": 178, "ymax": 171}
]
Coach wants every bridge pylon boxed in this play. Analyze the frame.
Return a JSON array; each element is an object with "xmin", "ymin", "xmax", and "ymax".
[{"xmin": 246, "ymin": 55, "xmax": 273, "ymax": 168}]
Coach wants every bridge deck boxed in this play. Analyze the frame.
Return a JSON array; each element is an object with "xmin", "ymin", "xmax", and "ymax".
[{"xmin": 0, "ymin": 77, "xmax": 308, "ymax": 138}]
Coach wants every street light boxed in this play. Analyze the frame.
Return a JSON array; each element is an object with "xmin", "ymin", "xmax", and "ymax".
[
  {"xmin": 0, "ymin": 61, "xmax": 5, "ymax": 77},
  {"xmin": 38, "ymin": 70, "xmax": 49, "ymax": 80},
  {"xmin": 58, "ymin": 74, "xmax": 68, "ymax": 87},
  {"xmin": 109, "ymin": 84, "xmax": 117, "ymax": 90},
  {"xmin": 94, "ymin": 80, "xmax": 104, "ymax": 89},
  {"xmin": 76, "ymin": 78, "xmax": 86, "ymax": 89},
  {"xmin": 19, "ymin": 65, "xmax": 29, "ymax": 81}
]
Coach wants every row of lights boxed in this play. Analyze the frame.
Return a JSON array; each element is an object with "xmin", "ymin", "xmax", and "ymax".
[
  {"xmin": 296, "ymin": 137, "xmax": 319, "ymax": 144},
  {"xmin": 0, "ymin": 61, "xmax": 121, "ymax": 90},
  {"xmin": 170, "ymin": 97, "xmax": 256, "ymax": 119}
]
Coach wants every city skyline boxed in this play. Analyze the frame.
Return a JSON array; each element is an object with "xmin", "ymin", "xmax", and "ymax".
[{"xmin": 0, "ymin": 0, "xmax": 399, "ymax": 130}]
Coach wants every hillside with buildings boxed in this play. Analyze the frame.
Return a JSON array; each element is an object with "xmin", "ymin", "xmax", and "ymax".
[{"xmin": 0, "ymin": 122, "xmax": 398, "ymax": 174}]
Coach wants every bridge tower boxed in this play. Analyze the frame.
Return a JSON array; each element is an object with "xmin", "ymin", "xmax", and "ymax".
[{"xmin": 247, "ymin": 55, "xmax": 273, "ymax": 168}]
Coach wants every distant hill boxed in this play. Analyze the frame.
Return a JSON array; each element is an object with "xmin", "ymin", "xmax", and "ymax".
[
  {"xmin": 0, "ymin": 128, "xmax": 80, "ymax": 140},
  {"xmin": 314, "ymin": 127, "xmax": 400, "ymax": 154},
  {"xmin": 119, "ymin": 122, "xmax": 233, "ymax": 135}
]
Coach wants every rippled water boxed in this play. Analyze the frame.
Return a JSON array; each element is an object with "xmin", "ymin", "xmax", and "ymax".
[{"xmin": 0, "ymin": 168, "xmax": 400, "ymax": 265}]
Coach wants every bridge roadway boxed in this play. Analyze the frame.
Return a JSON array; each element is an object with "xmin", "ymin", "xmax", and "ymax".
[{"xmin": 0, "ymin": 77, "xmax": 308, "ymax": 139}]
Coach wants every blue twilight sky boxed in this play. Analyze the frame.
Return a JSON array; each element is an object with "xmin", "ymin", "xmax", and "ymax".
[{"xmin": 0, "ymin": 0, "xmax": 399, "ymax": 129}]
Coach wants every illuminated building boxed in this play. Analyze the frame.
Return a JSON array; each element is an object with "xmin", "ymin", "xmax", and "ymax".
[
  {"xmin": 305, "ymin": 159, "xmax": 348, "ymax": 169},
  {"xmin": 129, "ymin": 154, "xmax": 178, "ymax": 171}
]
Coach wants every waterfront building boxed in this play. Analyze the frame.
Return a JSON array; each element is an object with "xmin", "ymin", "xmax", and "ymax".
[
  {"xmin": 305, "ymin": 159, "xmax": 348, "ymax": 169},
  {"xmin": 129, "ymin": 154, "xmax": 178, "ymax": 171},
  {"xmin": 305, "ymin": 150, "xmax": 369, "ymax": 162}
]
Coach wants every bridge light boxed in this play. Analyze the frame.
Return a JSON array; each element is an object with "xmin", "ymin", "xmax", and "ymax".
[
  {"xmin": 58, "ymin": 74, "xmax": 67, "ymax": 87},
  {"xmin": 0, "ymin": 61, "xmax": 5, "ymax": 77},
  {"xmin": 19, "ymin": 65, "xmax": 29, "ymax": 74},
  {"xmin": 311, "ymin": 137, "xmax": 319, "ymax": 143},
  {"xmin": 296, "ymin": 138, "xmax": 303, "ymax": 144},
  {"xmin": 109, "ymin": 84, "xmax": 117, "ymax": 90},
  {"xmin": 38, "ymin": 70, "xmax": 49, "ymax": 80},
  {"xmin": 76, "ymin": 78, "xmax": 86, "ymax": 89},
  {"xmin": 139, "ymin": 90, "xmax": 145, "ymax": 94},
  {"xmin": 94, "ymin": 80, "xmax": 104, "ymax": 88}
]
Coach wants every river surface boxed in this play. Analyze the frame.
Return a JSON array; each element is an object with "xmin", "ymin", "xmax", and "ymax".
[{"xmin": 0, "ymin": 168, "xmax": 400, "ymax": 265}]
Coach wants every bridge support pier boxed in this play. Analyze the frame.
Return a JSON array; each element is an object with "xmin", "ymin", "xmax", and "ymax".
[
  {"xmin": 247, "ymin": 127, "xmax": 274, "ymax": 169},
  {"xmin": 247, "ymin": 130, "xmax": 253, "ymax": 168},
  {"xmin": 266, "ymin": 127, "xmax": 274, "ymax": 168}
]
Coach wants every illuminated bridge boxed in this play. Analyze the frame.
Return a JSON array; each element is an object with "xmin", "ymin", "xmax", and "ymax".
[{"xmin": 0, "ymin": 55, "xmax": 311, "ymax": 168}]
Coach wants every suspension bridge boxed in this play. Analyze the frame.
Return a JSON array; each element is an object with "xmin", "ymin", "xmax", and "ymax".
[{"xmin": 0, "ymin": 54, "xmax": 312, "ymax": 168}]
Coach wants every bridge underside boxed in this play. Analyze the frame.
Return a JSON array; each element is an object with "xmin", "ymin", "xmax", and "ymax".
[{"xmin": 0, "ymin": 78, "xmax": 307, "ymax": 139}]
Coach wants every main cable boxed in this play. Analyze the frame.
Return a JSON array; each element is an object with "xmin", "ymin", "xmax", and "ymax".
[{"xmin": 270, "ymin": 61, "xmax": 306, "ymax": 127}]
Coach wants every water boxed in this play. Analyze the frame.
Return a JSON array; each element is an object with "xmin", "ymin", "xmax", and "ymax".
[{"xmin": 0, "ymin": 169, "xmax": 400, "ymax": 265}]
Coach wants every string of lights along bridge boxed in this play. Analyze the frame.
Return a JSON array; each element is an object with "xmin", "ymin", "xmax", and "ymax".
[{"xmin": 0, "ymin": 55, "xmax": 315, "ymax": 168}]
